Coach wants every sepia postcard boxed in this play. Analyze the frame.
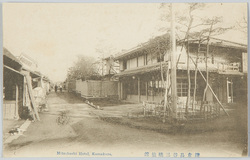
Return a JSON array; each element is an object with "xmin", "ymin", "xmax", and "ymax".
[{"xmin": 2, "ymin": 2, "xmax": 248, "ymax": 158}]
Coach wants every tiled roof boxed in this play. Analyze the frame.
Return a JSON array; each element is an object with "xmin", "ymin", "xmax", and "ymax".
[
  {"xmin": 115, "ymin": 62, "xmax": 168, "ymax": 77},
  {"xmin": 3, "ymin": 47, "xmax": 22, "ymax": 66},
  {"xmin": 114, "ymin": 35, "xmax": 247, "ymax": 61}
]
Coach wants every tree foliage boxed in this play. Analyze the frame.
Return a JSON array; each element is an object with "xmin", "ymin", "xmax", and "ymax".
[
  {"xmin": 66, "ymin": 55, "xmax": 101, "ymax": 81},
  {"xmin": 235, "ymin": 14, "xmax": 247, "ymax": 34},
  {"xmin": 159, "ymin": 3, "xmax": 233, "ymax": 41}
]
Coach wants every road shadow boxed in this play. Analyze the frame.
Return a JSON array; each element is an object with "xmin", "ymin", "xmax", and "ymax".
[{"xmin": 49, "ymin": 91, "xmax": 84, "ymax": 104}]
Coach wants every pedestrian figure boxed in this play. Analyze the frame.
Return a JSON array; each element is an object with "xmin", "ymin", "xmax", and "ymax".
[
  {"xmin": 55, "ymin": 85, "xmax": 58, "ymax": 92},
  {"xmin": 60, "ymin": 85, "xmax": 62, "ymax": 92}
]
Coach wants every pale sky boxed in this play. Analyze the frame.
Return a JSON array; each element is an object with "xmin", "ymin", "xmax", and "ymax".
[{"xmin": 3, "ymin": 3, "xmax": 247, "ymax": 82}]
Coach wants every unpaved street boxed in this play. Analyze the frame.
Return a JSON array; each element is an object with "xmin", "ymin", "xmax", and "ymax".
[{"xmin": 3, "ymin": 92, "xmax": 244, "ymax": 157}]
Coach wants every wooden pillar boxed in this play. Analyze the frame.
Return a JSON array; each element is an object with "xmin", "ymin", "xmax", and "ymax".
[
  {"xmin": 137, "ymin": 57, "xmax": 139, "ymax": 67},
  {"xmin": 24, "ymin": 74, "xmax": 40, "ymax": 121},
  {"xmin": 15, "ymin": 84, "xmax": 19, "ymax": 119},
  {"xmin": 152, "ymin": 80, "xmax": 155, "ymax": 101},
  {"xmin": 231, "ymin": 79, "xmax": 233, "ymax": 103},
  {"xmin": 146, "ymin": 81, "xmax": 148, "ymax": 101},
  {"xmin": 138, "ymin": 77, "xmax": 141, "ymax": 102},
  {"xmin": 118, "ymin": 81, "xmax": 121, "ymax": 100},
  {"xmin": 160, "ymin": 80, "xmax": 163, "ymax": 97},
  {"xmin": 23, "ymin": 76, "xmax": 26, "ymax": 106},
  {"xmin": 120, "ymin": 82, "xmax": 123, "ymax": 99},
  {"xmin": 226, "ymin": 78, "xmax": 229, "ymax": 103}
]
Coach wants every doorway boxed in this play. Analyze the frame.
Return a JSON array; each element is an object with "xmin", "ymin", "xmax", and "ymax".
[{"xmin": 227, "ymin": 79, "xmax": 233, "ymax": 103}]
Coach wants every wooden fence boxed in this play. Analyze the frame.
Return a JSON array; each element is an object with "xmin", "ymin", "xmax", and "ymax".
[
  {"xmin": 143, "ymin": 101, "xmax": 221, "ymax": 122},
  {"xmin": 68, "ymin": 80, "xmax": 118, "ymax": 99},
  {"xmin": 67, "ymin": 80, "xmax": 76, "ymax": 92}
]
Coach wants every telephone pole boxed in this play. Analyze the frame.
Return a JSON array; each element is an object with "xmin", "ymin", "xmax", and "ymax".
[{"xmin": 170, "ymin": 3, "xmax": 177, "ymax": 120}]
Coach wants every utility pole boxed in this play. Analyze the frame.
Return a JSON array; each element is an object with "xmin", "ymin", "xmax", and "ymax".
[{"xmin": 170, "ymin": 3, "xmax": 177, "ymax": 120}]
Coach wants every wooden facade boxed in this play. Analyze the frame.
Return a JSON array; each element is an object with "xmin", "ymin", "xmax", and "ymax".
[
  {"xmin": 114, "ymin": 36, "xmax": 247, "ymax": 105},
  {"xmin": 3, "ymin": 48, "xmax": 24, "ymax": 119},
  {"xmin": 3, "ymin": 48, "xmax": 45, "ymax": 120}
]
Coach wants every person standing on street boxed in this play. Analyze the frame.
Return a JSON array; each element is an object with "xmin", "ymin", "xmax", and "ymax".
[
  {"xmin": 60, "ymin": 85, "xmax": 62, "ymax": 92},
  {"xmin": 55, "ymin": 85, "xmax": 58, "ymax": 92}
]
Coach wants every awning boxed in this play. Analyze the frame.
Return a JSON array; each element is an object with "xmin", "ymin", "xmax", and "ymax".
[
  {"xmin": 115, "ymin": 62, "xmax": 168, "ymax": 77},
  {"xmin": 177, "ymin": 63, "xmax": 218, "ymax": 72},
  {"xmin": 4, "ymin": 65, "xmax": 24, "ymax": 76},
  {"xmin": 22, "ymin": 67, "xmax": 41, "ymax": 78},
  {"xmin": 115, "ymin": 62, "xmax": 244, "ymax": 77},
  {"xmin": 3, "ymin": 48, "xmax": 22, "ymax": 66}
]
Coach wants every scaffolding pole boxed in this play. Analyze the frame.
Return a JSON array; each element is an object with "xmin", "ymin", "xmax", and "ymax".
[{"xmin": 189, "ymin": 56, "xmax": 229, "ymax": 116}]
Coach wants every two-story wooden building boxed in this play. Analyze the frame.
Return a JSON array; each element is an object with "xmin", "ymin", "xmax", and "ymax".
[
  {"xmin": 114, "ymin": 34, "xmax": 247, "ymax": 106},
  {"xmin": 3, "ymin": 48, "xmax": 46, "ymax": 120}
]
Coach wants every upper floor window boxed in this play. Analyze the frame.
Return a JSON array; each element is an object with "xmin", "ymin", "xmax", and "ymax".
[
  {"xmin": 123, "ymin": 60, "xmax": 127, "ymax": 70},
  {"xmin": 138, "ymin": 55, "xmax": 144, "ymax": 67}
]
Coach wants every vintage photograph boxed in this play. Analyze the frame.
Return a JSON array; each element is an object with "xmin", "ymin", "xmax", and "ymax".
[{"xmin": 2, "ymin": 2, "xmax": 248, "ymax": 157}]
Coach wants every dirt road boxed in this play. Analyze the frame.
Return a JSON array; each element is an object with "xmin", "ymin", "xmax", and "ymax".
[{"xmin": 3, "ymin": 92, "xmax": 245, "ymax": 157}]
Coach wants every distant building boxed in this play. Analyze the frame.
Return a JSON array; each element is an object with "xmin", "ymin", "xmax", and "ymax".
[{"xmin": 95, "ymin": 55, "xmax": 120, "ymax": 80}]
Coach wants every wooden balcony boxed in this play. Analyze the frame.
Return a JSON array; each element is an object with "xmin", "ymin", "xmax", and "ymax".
[
  {"xmin": 217, "ymin": 62, "xmax": 240, "ymax": 72},
  {"xmin": 189, "ymin": 55, "xmax": 241, "ymax": 73}
]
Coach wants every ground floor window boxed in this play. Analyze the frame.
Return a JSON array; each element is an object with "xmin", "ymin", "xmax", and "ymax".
[
  {"xmin": 177, "ymin": 79, "xmax": 196, "ymax": 97},
  {"xmin": 125, "ymin": 78, "xmax": 198, "ymax": 98},
  {"xmin": 127, "ymin": 80, "xmax": 138, "ymax": 95},
  {"xmin": 127, "ymin": 79, "xmax": 165, "ymax": 96},
  {"xmin": 140, "ymin": 81, "xmax": 146, "ymax": 95},
  {"xmin": 147, "ymin": 80, "xmax": 165, "ymax": 96},
  {"xmin": 148, "ymin": 81, "xmax": 154, "ymax": 96}
]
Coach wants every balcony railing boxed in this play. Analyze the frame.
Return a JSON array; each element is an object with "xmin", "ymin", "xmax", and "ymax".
[
  {"xmin": 190, "ymin": 55, "xmax": 241, "ymax": 72},
  {"xmin": 217, "ymin": 62, "xmax": 240, "ymax": 72},
  {"xmin": 120, "ymin": 56, "xmax": 241, "ymax": 73}
]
